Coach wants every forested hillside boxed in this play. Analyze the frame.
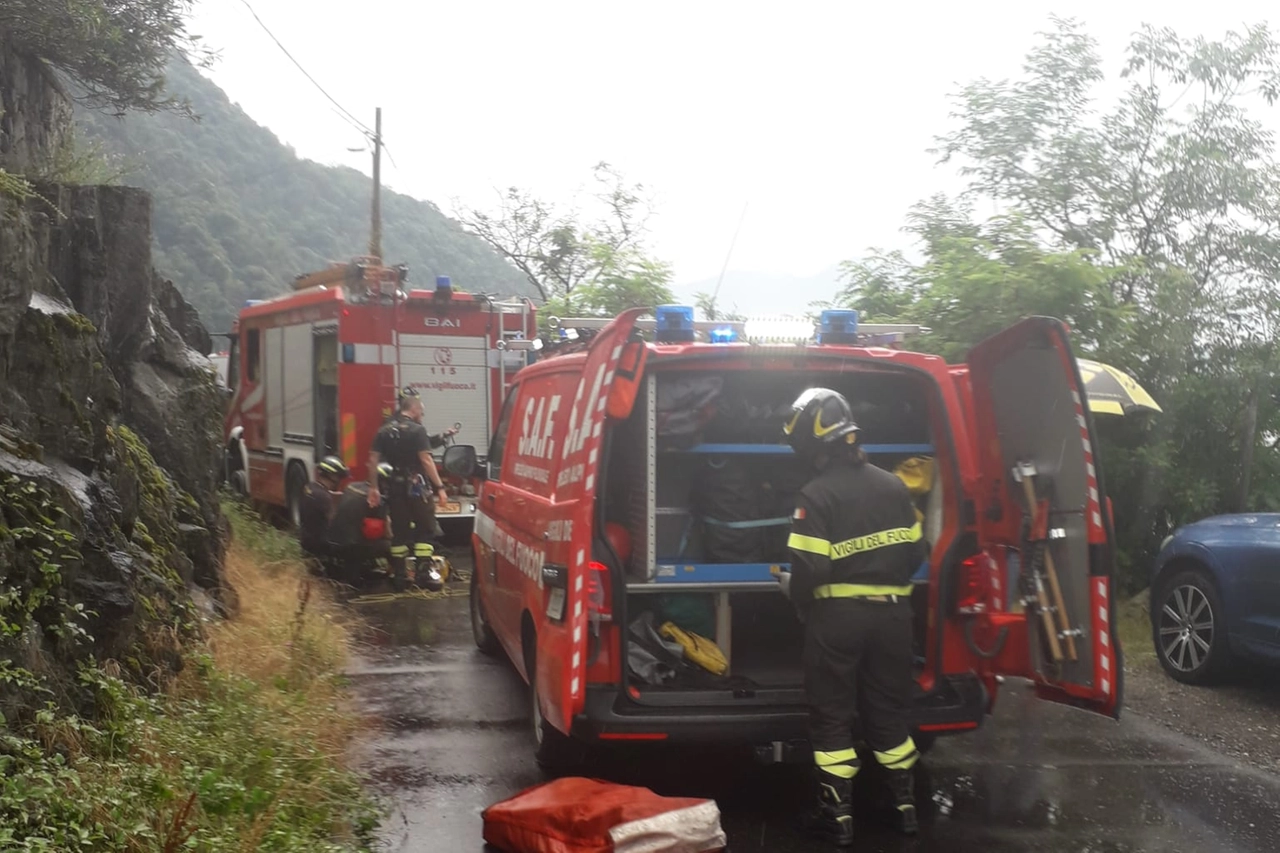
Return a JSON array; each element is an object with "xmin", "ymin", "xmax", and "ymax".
[{"xmin": 74, "ymin": 57, "xmax": 531, "ymax": 337}]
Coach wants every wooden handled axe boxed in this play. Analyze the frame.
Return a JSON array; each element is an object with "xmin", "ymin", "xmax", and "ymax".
[{"xmin": 1013, "ymin": 461, "xmax": 1078, "ymax": 663}]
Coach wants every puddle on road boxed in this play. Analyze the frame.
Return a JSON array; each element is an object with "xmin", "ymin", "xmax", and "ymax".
[
  {"xmin": 376, "ymin": 713, "xmax": 526, "ymax": 733},
  {"xmin": 338, "ymin": 582, "xmax": 458, "ymax": 648}
]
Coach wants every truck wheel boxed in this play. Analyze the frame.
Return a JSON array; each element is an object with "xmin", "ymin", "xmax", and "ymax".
[
  {"xmin": 229, "ymin": 468, "xmax": 248, "ymax": 497},
  {"xmin": 470, "ymin": 568, "xmax": 501, "ymax": 657},
  {"xmin": 527, "ymin": 648, "xmax": 586, "ymax": 776},
  {"xmin": 286, "ymin": 462, "xmax": 308, "ymax": 530},
  {"xmin": 224, "ymin": 442, "xmax": 248, "ymax": 496}
]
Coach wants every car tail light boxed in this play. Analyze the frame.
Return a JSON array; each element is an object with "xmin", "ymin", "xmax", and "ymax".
[
  {"xmin": 956, "ymin": 552, "xmax": 995, "ymax": 615},
  {"xmin": 586, "ymin": 561, "xmax": 613, "ymax": 622}
]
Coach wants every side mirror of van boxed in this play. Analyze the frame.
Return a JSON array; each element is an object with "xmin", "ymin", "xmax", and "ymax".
[{"xmin": 442, "ymin": 444, "xmax": 477, "ymax": 479}]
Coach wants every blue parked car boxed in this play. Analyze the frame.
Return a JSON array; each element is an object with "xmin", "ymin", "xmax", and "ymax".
[{"xmin": 1151, "ymin": 514, "xmax": 1280, "ymax": 683}]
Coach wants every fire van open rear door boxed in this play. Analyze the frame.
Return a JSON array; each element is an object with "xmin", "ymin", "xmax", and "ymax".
[
  {"xmin": 966, "ymin": 317, "xmax": 1122, "ymax": 718},
  {"xmin": 537, "ymin": 308, "xmax": 646, "ymax": 736}
]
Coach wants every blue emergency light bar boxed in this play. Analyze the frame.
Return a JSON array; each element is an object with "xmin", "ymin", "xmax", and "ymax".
[
  {"xmin": 435, "ymin": 275, "xmax": 452, "ymax": 292},
  {"xmin": 709, "ymin": 326, "xmax": 738, "ymax": 344},
  {"xmin": 818, "ymin": 309, "xmax": 859, "ymax": 344},
  {"xmin": 654, "ymin": 304, "xmax": 696, "ymax": 343}
]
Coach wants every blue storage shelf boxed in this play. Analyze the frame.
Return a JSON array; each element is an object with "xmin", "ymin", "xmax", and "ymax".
[
  {"xmin": 652, "ymin": 563, "xmax": 787, "ymax": 584},
  {"xmin": 648, "ymin": 561, "xmax": 932, "ymax": 586},
  {"xmin": 669, "ymin": 443, "xmax": 934, "ymax": 455}
]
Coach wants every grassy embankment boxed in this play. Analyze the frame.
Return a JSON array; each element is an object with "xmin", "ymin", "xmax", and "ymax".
[
  {"xmin": 1116, "ymin": 590, "xmax": 1155, "ymax": 668},
  {"xmin": 0, "ymin": 501, "xmax": 380, "ymax": 852}
]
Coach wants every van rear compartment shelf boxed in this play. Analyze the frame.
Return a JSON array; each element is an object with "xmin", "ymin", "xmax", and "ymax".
[
  {"xmin": 667, "ymin": 443, "xmax": 935, "ymax": 455},
  {"xmin": 608, "ymin": 368, "xmax": 943, "ymax": 680},
  {"xmin": 642, "ymin": 562, "xmax": 786, "ymax": 585}
]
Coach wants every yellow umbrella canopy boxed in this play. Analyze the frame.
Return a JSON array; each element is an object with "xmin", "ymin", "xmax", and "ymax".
[{"xmin": 1077, "ymin": 359, "xmax": 1163, "ymax": 416}]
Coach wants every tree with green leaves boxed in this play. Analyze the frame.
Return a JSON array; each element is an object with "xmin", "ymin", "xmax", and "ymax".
[
  {"xmin": 1, "ymin": 0, "xmax": 209, "ymax": 115},
  {"xmin": 456, "ymin": 163, "xmax": 675, "ymax": 320},
  {"xmin": 834, "ymin": 17, "xmax": 1280, "ymax": 589}
]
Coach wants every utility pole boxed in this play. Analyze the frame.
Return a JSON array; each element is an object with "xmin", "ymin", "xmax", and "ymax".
[{"xmin": 370, "ymin": 106, "xmax": 382, "ymax": 261}]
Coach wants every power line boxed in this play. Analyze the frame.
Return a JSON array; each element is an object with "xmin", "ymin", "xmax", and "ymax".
[
  {"xmin": 711, "ymin": 202, "xmax": 750, "ymax": 305},
  {"xmin": 237, "ymin": 0, "xmax": 375, "ymax": 141}
]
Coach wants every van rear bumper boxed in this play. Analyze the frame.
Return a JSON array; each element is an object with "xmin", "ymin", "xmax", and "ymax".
[{"xmin": 572, "ymin": 674, "xmax": 988, "ymax": 746}]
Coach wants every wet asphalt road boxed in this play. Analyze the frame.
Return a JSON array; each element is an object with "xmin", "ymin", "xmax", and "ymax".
[{"xmin": 345, "ymin": 555, "xmax": 1280, "ymax": 853}]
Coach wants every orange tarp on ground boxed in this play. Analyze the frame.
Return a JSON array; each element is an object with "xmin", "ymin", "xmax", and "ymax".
[{"xmin": 482, "ymin": 777, "xmax": 727, "ymax": 853}]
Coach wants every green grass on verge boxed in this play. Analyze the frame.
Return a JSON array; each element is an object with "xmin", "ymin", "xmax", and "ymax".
[
  {"xmin": 1116, "ymin": 590, "xmax": 1155, "ymax": 666},
  {"xmin": 0, "ymin": 498, "xmax": 380, "ymax": 853}
]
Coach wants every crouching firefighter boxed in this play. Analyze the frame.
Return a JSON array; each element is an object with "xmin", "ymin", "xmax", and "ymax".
[
  {"xmin": 298, "ymin": 455, "xmax": 349, "ymax": 564},
  {"xmin": 318, "ymin": 462, "xmax": 395, "ymax": 583},
  {"xmin": 780, "ymin": 388, "xmax": 928, "ymax": 845},
  {"xmin": 367, "ymin": 388, "xmax": 449, "ymax": 592}
]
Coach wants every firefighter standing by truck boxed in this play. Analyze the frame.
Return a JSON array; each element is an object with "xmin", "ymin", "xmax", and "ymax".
[
  {"xmin": 781, "ymin": 388, "xmax": 928, "ymax": 846},
  {"xmin": 367, "ymin": 388, "xmax": 454, "ymax": 592}
]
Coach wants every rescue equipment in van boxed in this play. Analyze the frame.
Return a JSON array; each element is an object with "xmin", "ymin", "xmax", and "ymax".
[
  {"xmin": 687, "ymin": 456, "xmax": 794, "ymax": 563},
  {"xmin": 604, "ymin": 522, "xmax": 633, "ymax": 563},
  {"xmin": 893, "ymin": 456, "xmax": 934, "ymax": 526},
  {"xmin": 657, "ymin": 594, "xmax": 715, "ymax": 638},
  {"xmin": 628, "ymin": 612, "xmax": 752, "ymax": 689},
  {"xmin": 628, "ymin": 613, "xmax": 685, "ymax": 686},
  {"xmin": 659, "ymin": 622, "xmax": 729, "ymax": 676},
  {"xmin": 893, "ymin": 456, "xmax": 934, "ymax": 496},
  {"xmin": 655, "ymin": 375, "xmax": 722, "ymax": 449},
  {"xmin": 481, "ymin": 776, "xmax": 727, "ymax": 853},
  {"xmin": 1014, "ymin": 461, "xmax": 1078, "ymax": 663}
]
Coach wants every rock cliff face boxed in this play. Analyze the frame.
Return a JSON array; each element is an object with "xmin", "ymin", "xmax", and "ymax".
[
  {"xmin": 0, "ymin": 42, "xmax": 231, "ymax": 715},
  {"xmin": 0, "ymin": 39, "xmax": 70, "ymax": 175}
]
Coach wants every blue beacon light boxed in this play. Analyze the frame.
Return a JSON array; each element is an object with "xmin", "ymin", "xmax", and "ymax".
[
  {"xmin": 654, "ymin": 305, "xmax": 695, "ymax": 343},
  {"xmin": 709, "ymin": 326, "xmax": 738, "ymax": 344},
  {"xmin": 818, "ymin": 309, "xmax": 859, "ymax": 344}
]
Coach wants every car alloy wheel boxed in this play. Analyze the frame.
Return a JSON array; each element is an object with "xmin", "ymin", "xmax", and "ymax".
[{"xmin": 1158, "ymin": 583, "xmax": 1215, "ymax": 674}]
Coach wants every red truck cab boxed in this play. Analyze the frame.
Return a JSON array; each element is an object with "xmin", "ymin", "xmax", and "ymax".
[{"xmin": 464, "ymin": 307, "xmax": 1122, "ymax": 772}]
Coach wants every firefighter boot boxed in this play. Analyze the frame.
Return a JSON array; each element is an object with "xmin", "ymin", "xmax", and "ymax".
[
  {"xmin": 798, "ymin": 776, "xmax": 855, "ymax": 847},
  {"xmin": 885, "ymin": 769, "xmax": 919, "ymax": 836},
  {"xmin": 388, "ymin": 555, "xmax": 408, "ymax": 592},
  {"xmin": 413, "ymin": 545, "xmax": 443, "ymax": 592}
]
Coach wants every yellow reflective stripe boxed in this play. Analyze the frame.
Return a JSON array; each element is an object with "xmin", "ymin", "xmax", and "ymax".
[
  {"xmin": 413, "ymin": 543, "xmax": 435, "ymax": 558},
  {"xmin": 874, "ymin": 737, "xmax": 920, "ymax": 771},
  {"xmin": 814, "ymin": 584, "xmax": 914, "ymax": 599},
  {"xmin": 787, "ymin": 533, "xmax": 831, "ymax": 556},
  {"xmin": 818, "ymin": 763, "xmax": 858, "ymax": 779},
  {"xmin": 814, "ymin": 749, "xmax": 860, "ymax": 779},
  {"xmin": 830, "ymin": 522, "xmax": 922, "ymax": 559},
  {"xmin": 814, "ymin": 749, "xmax": 858, "ymax": 766},
  {"xmin": 788, "ymin": 523, "xmax": 922, "ymax": 560},
  {"xmin": 390, "ymin": 545, "xmax": 409, "ymax": 557}
]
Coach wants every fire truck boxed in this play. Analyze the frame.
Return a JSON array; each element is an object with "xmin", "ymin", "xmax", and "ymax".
[{"xmin": 221, "ymin": 257, "xmax": 538, "ymax": 533}]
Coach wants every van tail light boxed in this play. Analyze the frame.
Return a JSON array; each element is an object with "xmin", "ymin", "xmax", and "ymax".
[
  {"xmin": 956, "ymin": 552, "xmax": 996, "ymax": 615},
  {"xmin": 586, "ymin": 561, "xmax": 613, "ymax": 623}
]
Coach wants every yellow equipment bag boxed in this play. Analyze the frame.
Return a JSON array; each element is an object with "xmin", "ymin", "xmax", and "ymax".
[
  {"xmin": 893, "ymin": 456, "xmax": 934, "ymax": 496},
  {"xmin": 659, "ymin": 622, "xmax": 728, "ymax": 676}
]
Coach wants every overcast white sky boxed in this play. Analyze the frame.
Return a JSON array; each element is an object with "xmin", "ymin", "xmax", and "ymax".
[{"xmin": 188, "ymin": 1, "xmax": 1275, "ymax": 290}]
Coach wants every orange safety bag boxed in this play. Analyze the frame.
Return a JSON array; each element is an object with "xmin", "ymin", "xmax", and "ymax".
[{"xmin": 481, "ymin": 777, "xmax": 727, "ymax": 853}]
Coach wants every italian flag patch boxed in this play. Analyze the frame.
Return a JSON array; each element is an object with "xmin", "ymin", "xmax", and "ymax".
[{"xmin": 792, "ymin": 507, "xmax": 806, "ymax": 520}]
